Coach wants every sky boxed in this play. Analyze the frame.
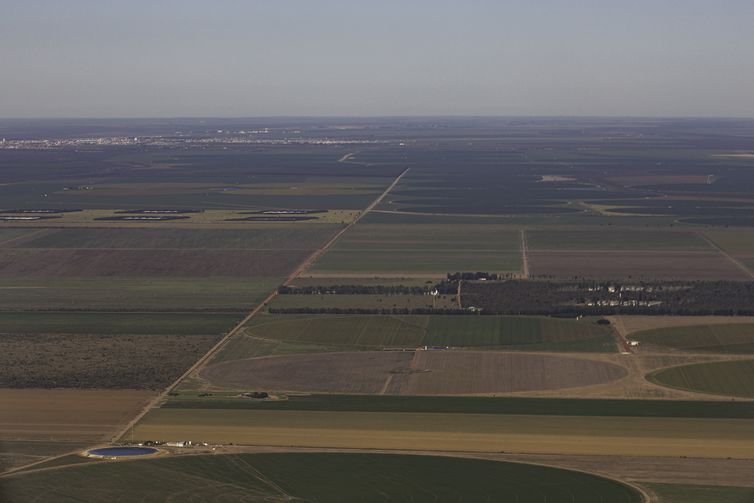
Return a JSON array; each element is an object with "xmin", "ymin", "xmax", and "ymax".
[{"xmin": 1, "ymin": 0, "xmax": 753, "ymax": 118}]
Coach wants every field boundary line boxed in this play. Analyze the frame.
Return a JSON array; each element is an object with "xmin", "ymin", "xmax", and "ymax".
[
  {"xmin": 696, "ymin": 230, "xmax": 754, "ymax": 280},
  {"xmin": 110, "ymin": 168, "xmax": 410, "ymax": 443},
  {"xmin": 520, "ymin": 229, "xmax": 530, "ymax": 278}
]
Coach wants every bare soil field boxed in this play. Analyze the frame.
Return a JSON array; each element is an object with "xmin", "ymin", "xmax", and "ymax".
[
  {"xmin": 201, "ymin": 351, "xmax": 627, "ymax": 395},
  {"xmin": 528, "ymin": 250, "xmax": 745, "ymax": 280},
  {"xmin": 0, "ymin": 333, "xmax": 219, "ymax": 389},
  {"xmin": 133, "ymin": 409, "xmax": 754, "ymax": 459},
  {"xmin": 386, "ymin": 351, "xmax": 627, "ymax": 395},
  {"xmin": 0, "ymin": 249, "xmax": 310, "ymax": 277},
  {"xmin": 0, "ymin": 440, "xmax": 86, "ymax": 473},
  {"xmin": 0, "ymin": 389, "xmax": 154, "ymax": 442},
  {"xmin": 202, "ymin": 351, "xmax": 414, "ymax": 393}
]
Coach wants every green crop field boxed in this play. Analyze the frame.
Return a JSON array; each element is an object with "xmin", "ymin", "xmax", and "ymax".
[
  {"xmin": 644, "ymin": 483, "xmax": 754, "ymax": 503},
  {"xmin": 526, "ymin": 229, "xmax": 712, "ymax": 250},
  {"xmin": 231, "ymin": 313, "xmax": 614, "ymax": 354},
  {"xmin": 0, "ymin": 228, "xmax": 38, "ymax": 245},
  {"xmin": 648, "ymin": 360, "xmax": 754, "ymax": 398},
  {"xmin": 0, "ymin": 277, "xmax": 279, "ymax": 311},
  {"xmin": 0, "ymin": 311, "xmax": 241, "ymax": 335},
  {"xmin": 703, "ymin": 229, "xmax": 754, "ymax": 254},
  {"xmin": 630, "ymin": 323, "xmax": 754, "ymax": 353},
  {"xmin": 245, "ymin": 314, "xmax": 426, "ymax": 348},
  {"xmin": 164, "ymin": 392, "xmax": 754, "ymax": 419},
  {"xmin": 1, "ymin": 453, "xmax": 642, "ymax": 502},
  {"xmin": 268, "ymin": 293, "xmax": 458, "ymax": 310}
]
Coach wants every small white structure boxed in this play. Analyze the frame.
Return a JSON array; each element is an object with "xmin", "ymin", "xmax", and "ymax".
[{"xmin": 166, "ymin": 440, "xmax": 192, "ymax": 448}]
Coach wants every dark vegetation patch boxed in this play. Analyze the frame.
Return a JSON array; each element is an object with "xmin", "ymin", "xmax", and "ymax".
[
  {"xmin": 648, "ymin": 360, "xmax": 754, "ymax": 398},
  {"xmin": 115, "ymin": 209, "xmax": 204, "ymax": 214},
  {"xmin": 165, "ymin": 393, "xmax": 754, "ymax": 419},
  {"xmin": 463, "ymin": 280, "xmax": 754, "ymax": 316},
  {"xmin": 630, "ymin": 323, "xmax": 754, "ymax": 353},
  {"xmin": 0, "ymin": 453, "xmax": 643, "ymax": 502},
  {"xmin": 94, "ymin": 215, "xmax": 190, "ymax": 221},
  {"xmin": 225, "ymin": 216, "xmax": 318, "ymax": 221},
  {"xmin": 0, "ymin": 333, "xmax": 219, "ymax": 389}
]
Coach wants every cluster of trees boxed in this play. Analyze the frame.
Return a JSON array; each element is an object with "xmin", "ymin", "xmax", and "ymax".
[
  {"xmin": 463, "ymin": 280, "xmax": 754, "ymax": 316},
  {"xmin": 447, "ymin": 272, "xmax": 500, "ymax": 281},
  {"xmin": 268, "ymin": 307, "xmax": 473, "ymax": 315},
  {"xmin": 278, "ymin": 285, "xmax": 429, "ymax": 295}
]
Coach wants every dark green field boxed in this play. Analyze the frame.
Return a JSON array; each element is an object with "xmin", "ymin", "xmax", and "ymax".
[
  {"xmin": 648, "ymin": 360, "xmax": 754, "ymax": 398},
  {"xmin": 1, "ymin": 453, "xmax": 642, "ymax": 502},
  {"xmin": 631, "ymin": 323, "xmax": 754, "ymax": 353},
  {"xmin": 237, "ymin": 313, "xmax": 614, "ymax": 353},
  {"xmin": 164, "ymin": 392, "xmax": 754, "ymax": 419},
  {"xmin": 0, "ymin": 277, "xmax": 278, "ymax": 311},
  {"xmin": 0, "ymin": 312, "xmax": 241, "ymax": 335}
]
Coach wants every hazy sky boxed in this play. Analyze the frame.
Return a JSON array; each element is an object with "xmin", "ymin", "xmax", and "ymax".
[{"xmin": 2, "ymin": 0, "xmax": 753, "ymax": 118}]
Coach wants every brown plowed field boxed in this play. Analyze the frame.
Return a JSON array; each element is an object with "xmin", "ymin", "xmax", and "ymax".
[
  {"xmin": 201, "ymin": 351, "xmax": 627, "ymax": 395},
  {"xmin": 528, "ymin": 250, "xmax": 744, "ymax": 280},
  {"xmin": 0, "ymin": 389, "xmax": 154, "ymax": 442},
  {"xmin": 202, "ymin": 351, "xmax": 415, "ymax": 393},
  {"xmin": 387, "ymin": 351, "xmax": 628, "ymax": 395},
  {"xmin": 0, "ymin": 249, "xmax": 309, "ymax": 277}
]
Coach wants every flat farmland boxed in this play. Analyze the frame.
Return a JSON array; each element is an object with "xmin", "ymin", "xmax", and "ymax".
[
  {"xmin": 133, "ymin": 409, "xmax": 754, "ymax": 459},
  {"xmin": 0, "ymin": 277, "xmax": 279, "ymax": 310},
  {"xmin": 0, "ymin": 389, "xmax": 154, "ymax": 442},
  {"xmin": 0, "ymin": 453, "xmax": 643, "ymax": 503},
  {"xmin": 14, "ymin": 226, "xmax": 340, "ymax": 250},
  {"xmin": 0, "ymin": 248, "xmax": 310, "ymax": 277},
  {"xmin": 422, "ymin": 315, "xmax": 613, "ymax": 351},
  {"xmin": 386, "ymin": 351, "xmax": 627, "ymax": 395},
  {"xmin": 0, "ymin": 332, "xmax": 221, "ymax": 388},
  {"xmin": 0, "ymin": 440, "xmax": 86, "ymax": 473},
  {"xmin": 526, "ymin": 229, "xmax": 712, "ymax": 250},
  {"xmin": 309, "ymin": 223, "xmax": 522, "ymax": 275},
  {"xmin": 630, "ymin": 323, "xmax": 754, "ymax": 353},
  {"xmin": 644, "ymin": 483, "xmax": 754, "ymax": 503},
  {"xmin": 311, "ymin": 250, "xmax": 521, "ymax": 275},
  {"xmin": 702, "ymin": 229, "xmax": 754, "ymax": 254},
  {"xmin": 236, "ymin": 314, "xmax": 614, "ymax": 353},
  {"xmin": 611, "ymin": 315, "xmax": 754, "ymax": 335},
  {"xmin": 330, "ymin": 224, "xmax": 522, "ymax": 250},
  {"xmin": 200, "ymin": 351, "xmax": 627, "ymax": 394},
  {"xmin": 0, "ymin": 312, "xmax": 241, "ymax": 335},
  {"xmin": 268, "ymin": 293, "xmax": 458, "ymax": 310},
  {"xmin": 648, "ymin": 360, "xmax": 754, "ymax": 398},
  {"xmin": 0, "ymin": 228, "xmax": 41, "ymax": 245},
  {"xmin": 245, "ymin": 314, "xmax": 426, "ymax": 349},
  {"xmin": 528, "ymin": 250, "xmax": 745, "ymax": 280}
]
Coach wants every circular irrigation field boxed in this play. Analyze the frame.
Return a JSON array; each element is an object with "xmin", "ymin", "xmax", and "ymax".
[
  {"xmin": 201, "ymin": 350, "xmax": 627, "ymax": 395},
  {"xmin": 648, "ymin": 359, "xmax": 754, "ymax": 398},
  {"xmin": 3, "ymin": 453, "xmax": 644, "ymax": 502}
]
